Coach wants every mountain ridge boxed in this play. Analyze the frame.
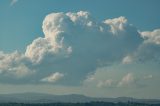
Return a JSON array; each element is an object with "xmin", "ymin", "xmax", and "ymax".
[{"xmin": 0, "ymin": 92, "xmax": 159, "ymax": 104}]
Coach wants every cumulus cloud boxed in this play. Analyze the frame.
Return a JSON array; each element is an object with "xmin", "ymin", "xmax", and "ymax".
[
  {"xmin": 138, "ymin": 29, "xmax": 160, "ymax": 62},
  {"xmin": 97, "ymin": 79, "xmax": 113, "ymax": 88},
  {"xmin": 141, "ymin": 29, "xmax": 160, "ymax": 45},
  {"xmin": 118, "ymin": 73, "xmax": 135, "ymax": 87},
  {"xmin": 0, "ymin": 51, "xmax": 33, "ymax": 78},
  {"xmin": 122, "ymin": 29, "xmax": 160, "ymax": 64},
  {"xmin": 24, "ymin": 11, "xmax": 142, "ymax": 85},
  {"xmin": 104, "ymin": 16, "xmax": 127, "ymax": 34},
  {"xmin": 0, "ymin": 51, "xmax": 36, "ymax": 84},
  {"xmin": 0, "ymin": 11, "xmax": 159, "ymax": 85},
  {"xmin": 122, "ymin": 55, "xmax": 133, "ymax": 64},
  {"xmin": 84, "ymin": 74, "xmax": 95, "ymax": 82},
  {"xmin": 83, "ymin": 69, "xmax": 153, "ymax": 88},
  {"xmin": 41, "ymin": 72, "xmax": 64, "ymax": 83},
  {"xmin": 25, "ymin": 37, "xmax": 71, "ymax": 63},
  {"xmin": 82, "ymin": 74, "xmax": 115, "ymax": 88}
]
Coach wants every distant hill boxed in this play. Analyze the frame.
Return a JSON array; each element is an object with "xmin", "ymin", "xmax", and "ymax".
[{"xmin": 0, "ymin": 92, "xmax": 159, "ymax": 104}]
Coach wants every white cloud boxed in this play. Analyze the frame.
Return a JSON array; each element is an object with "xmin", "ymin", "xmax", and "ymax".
[
  {"xmin": 25, "ymin": 12, "xmax": 73, "ymax": 63},
  {"xmin": 121, "ymin": 29, "xmax": 160, "ymax": 64},
  {"xmin": 0, "ymin": 51, "xmax": 35, "ymax": 84},
  {"xmin": 83, "ymin": 72, "xmax": 115, "ymax": 88},
  {"xmin": 0, "ymin": 51, "xmax": 33, "ymax": 77},
  {"xmin": 7, "ymin": 64, "xmax": 34, "ymax": 78},
  {"xmin": 10, "ymin": 0, "xmax": 18, "ymax": 6},
  {"xmin": 122, "ymin": 55, "xmax": 133, "ymax": 64},
  {"xmin": 83, "ymin": 67, "xmax": 154, "ymax": 88},
  {"xmin": 41, "ymin": 72, "xmax": 64, "ymax": 83},
  {"xmin": 143, "ymin": 75, "xmax": 153, "ymax": 79},
  {"xmin": 25, "ymin": 37, "xmax": 59, "ymax": 63},
  {"xmin": 97, "ymin": 79, "xmax": 113, "ymax": 88},
  {"xmin": 141, "ymin": 29, "xmax": 160, "ymax": 45},
  {"xmin": 0, "ymin": 11, "xmax": 159, "ymax": 85},
  {"xmin": 84, "ymin": 74, "xmax": 95, "ymax": 82},
  {"xmin": 104, "ymin": 16, "xmax": 127, "ymax": 34},
  {"xmin": 24, "ymin": 11, "xmax": 142, "ymax": 85},
  {"xmin": 118, "ymin": 73, "xmax": 135, "ymax": 87}
]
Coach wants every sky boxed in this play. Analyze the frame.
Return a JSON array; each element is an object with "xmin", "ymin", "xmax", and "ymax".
[{"xmin": 0, "ymin": 0, "xmax": 160, "ymax": 99}]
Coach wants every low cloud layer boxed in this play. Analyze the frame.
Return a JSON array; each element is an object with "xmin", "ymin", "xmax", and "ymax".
[
  {"xmin": 0, "ymin": 11, "xmax": 159, "ymax": 85},
  {"xmin": 118, "ymin": 73, "xmax": 135, "ymax": 87},
  {"xmin": 83, "ymin": 70, "xmax": 154, "ymax": 88}
]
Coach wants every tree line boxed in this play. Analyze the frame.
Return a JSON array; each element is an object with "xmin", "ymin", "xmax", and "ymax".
[{"xmin": 0, "ymin": 102, "xmax": 160, "ymax": 106}]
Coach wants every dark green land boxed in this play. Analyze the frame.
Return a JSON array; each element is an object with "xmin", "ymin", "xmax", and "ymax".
[{"xmin": 0, "ymin": 102, "xmax": 160, "ymax": 106}]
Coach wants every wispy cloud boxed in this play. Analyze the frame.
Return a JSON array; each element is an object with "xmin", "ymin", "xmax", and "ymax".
[
  {"xmin": 10, "ymin": 0, "xmax": 18, "ymax": 6},
  {"xmin": 143, "ymin": 75, "xmax": 153, "ymax": 79}
]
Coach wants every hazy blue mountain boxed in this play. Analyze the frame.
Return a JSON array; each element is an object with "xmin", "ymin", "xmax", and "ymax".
[{"xmin": 0, "ymin": 93, "xmax": 159, "ymax": 104}]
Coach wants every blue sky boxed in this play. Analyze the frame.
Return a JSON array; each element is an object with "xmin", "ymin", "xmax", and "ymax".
[
  {"xmin": 0, "ymin": 0, "xmax": 160, "ymax": 99},
  {"xmin": 1, "ymin": 0, "xmax": 160, "ymax": 52}
]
